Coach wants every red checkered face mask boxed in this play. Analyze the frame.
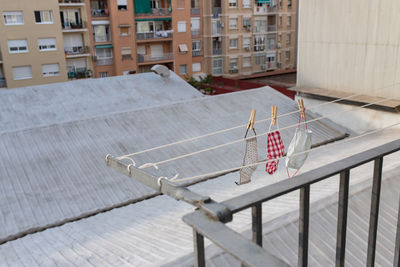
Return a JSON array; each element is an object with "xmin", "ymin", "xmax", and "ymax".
[{"xmin": 266, "ymin": 131, "xmax": 285, "ymax": 175}]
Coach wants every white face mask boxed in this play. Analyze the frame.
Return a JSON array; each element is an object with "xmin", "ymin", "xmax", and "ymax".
[{"xmin": 286, "ymin": 128, "xmax": 312, "ymax": 173}]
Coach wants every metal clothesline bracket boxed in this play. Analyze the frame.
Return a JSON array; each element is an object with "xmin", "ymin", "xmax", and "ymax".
[{"xmin": 105, "ymin": 155, "xmax": 233, "ymax": 223}]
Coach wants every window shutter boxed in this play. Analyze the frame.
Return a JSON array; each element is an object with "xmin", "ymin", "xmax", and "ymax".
[
  {"xmin": 13, "ymin": 66, "xmax": 32, "ymax": 80},
  {"xmin": 34, "ymin": 11, "xmax": 41, "ymax": 22},
  {"xmin": 117, "ymin": 0, "xmax": 127, "ymax": 5}
]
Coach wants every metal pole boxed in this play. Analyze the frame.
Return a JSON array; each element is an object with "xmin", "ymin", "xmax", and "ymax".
[
  {"xmin": 336, "ymin": 170, "xmax": 350, "ymax": 267},
  {"xmin": 367, "ymin": 157, "xmax": 383, "ymax": 267},
  {"xmin": 252, "ymin": 203, "xmax": 263, "ymax": 246},
  {"xmin": 393, "ymin": 196, "xmax": 400, "ymax": 267},
  {"xmin": 299, "ymin": 185, "xmax": 310, "ymax": 267},
  {"xmin": 194, "ymin": 230, "xmax": 206, "ymax": 267}
]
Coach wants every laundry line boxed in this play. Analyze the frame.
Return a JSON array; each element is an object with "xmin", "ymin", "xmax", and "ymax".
[
  {"xmin": 171, "ymin": 120, "xmax": 400, "ymax": 183},
  {"xmin": 121, "ymin": 95, "xmax": 396, "ymax": 169},
  {"xmin": 116, "ymin": 83, "xmax": 398, "ymax": 161},
  {"xmin": 116, "ymin": 92, "xmax": 362, "ymax": 160}
]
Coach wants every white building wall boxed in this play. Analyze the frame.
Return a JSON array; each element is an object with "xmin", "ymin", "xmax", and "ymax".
[{"xmin": 297, "ymin": 0, "xmax": 400, "ymax": 99}]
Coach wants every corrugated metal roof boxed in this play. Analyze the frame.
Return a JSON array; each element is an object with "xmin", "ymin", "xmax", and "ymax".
[
  {"xmin": 0, "ymin": 85, "xmax": 347, "ymax": 244},
  {"xmin": 0, "ymin": 71, "xmax": 202, "ymax": 134}
]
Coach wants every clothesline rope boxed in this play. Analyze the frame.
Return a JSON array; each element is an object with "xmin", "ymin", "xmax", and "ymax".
[
  {"xmin": 137, "ymin": 96, "xmax": 396, "ymax": 168},
  {"xmin": 170, "ymin": 121, "xmax": 400, "ymax": 183},
  {"xmin": 116, "ymin": 92, "xmax": 364, "ymax": 160},
  {"xmin": 116, "ymin": 83, "xmax": 397, "ymax": 161}
]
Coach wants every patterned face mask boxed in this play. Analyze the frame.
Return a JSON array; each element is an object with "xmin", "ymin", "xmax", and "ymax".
[
  {"xmin": 236, "ymin": 129, "xmax": 258, "ymax": 185},
  {"xmin": 266, "ymin": 122, "xmax": 285, "ymax": 175}
]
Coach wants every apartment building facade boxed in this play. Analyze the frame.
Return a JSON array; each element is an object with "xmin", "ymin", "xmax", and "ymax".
[
  {"xmin": 0, "ymin": 0, "xmax": 68, "ymax": 88},
  {"xmin": 0, "ymin": 0, "xmax": 295, "ymax": 89},
  {"xmin": 203, "ymin": 0, "xmax": 296, "ymax": 77}
]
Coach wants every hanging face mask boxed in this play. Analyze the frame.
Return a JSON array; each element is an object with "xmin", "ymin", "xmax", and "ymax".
[
  {"xmin": 236, "ymin": 128, "xmax": 258, "ymax": 185},
  {"xmin": 266, "ymin": 109, "xmax": 284, "ymax": 175},
  {"xmin": 286, "ymin": 112, "xmax": 312, "ymax": 177}
]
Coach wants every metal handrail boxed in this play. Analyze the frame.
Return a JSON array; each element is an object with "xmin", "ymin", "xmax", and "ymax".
[{"xmin": 183, "ymin": 139, "xmax": 400, "ymax": 266}]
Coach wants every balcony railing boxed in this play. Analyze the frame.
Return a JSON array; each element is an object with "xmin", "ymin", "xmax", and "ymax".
[
  {"xmin": 96, "ymin": 58, "xmax": 113, "ymax": 66},
  {"xmin": 137, "ymin": 52, "xmax": 173, "ymax": 63},
  {"xmin": 62, "ymin": 21, "xmax": 87, "ymax": 30},
  {"xmin": 212, "ymin": 7, "xmax": 221, "ymax": 14},
  {"xmin": 254, "ymin": 5, "xmax": 277, "ymax": 14},
  {"xmin": 191, "ymin": 8, "xmax": 200, "ymax": 15},
  {"xmin": 136, "ymin": 32, "xmax": 173, "ymax": 40},
  {"xmin": 212, "ymin": 27, "xmax": 222, "ymax": 35},
  {"xmin": 213, "ymin": 48, "xmax": 222, "ymax": 55},
  {"xmin": 64, "ymin": 46, "xmax": 90, "ymax": 56},
  {"xmin": 268, "ymin": 25, "xmax": 277, "ymax": 32},
  {"xmin": 262, "ymin": 61, "xmax": 276, "ymax": 70},
  {"xmin": 67, "ymin": 68, "xmax": 92, "ymax": 79},
  {"xmin": 91, "ymin": 9, "xmax": 109, "ymax": 17},
  {"xmin": 180, "ymin": 139, "xmax": 400, "ymax": 267},
  {"xmin": 191, "ymin": 29, "xmax": 200, "ymax": 36},
  {"xmin": 136, "ymin": 8, "xmax": 171, "ymax": 16},
  {"xmin": 192, "ymin": 50, "xmax": 202, "ymax": 57},
  {"xmin": 0, "ymin": 78, "xmax": 6, "ymax": 88},
  {"xmin": 59, "ymin": 0, "xmax": 83, "ymax": 3}
]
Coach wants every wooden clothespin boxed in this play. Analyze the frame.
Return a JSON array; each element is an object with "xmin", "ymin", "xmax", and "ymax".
[
  {"xmin": 271, "ymin": 105, "xmax": 278, "ymax": 126},
  {"xmin": 247, "ymin": 109, "xmax": 256, "ymax": 130},
  {"xmin": 297, "ymin": 99, "xmax": 306, "ymax": 119}
]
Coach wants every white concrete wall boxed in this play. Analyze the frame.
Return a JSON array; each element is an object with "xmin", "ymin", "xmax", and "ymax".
[{"xmin": 297, "ymin": 0, "xmax": 400, "ymax": 99}]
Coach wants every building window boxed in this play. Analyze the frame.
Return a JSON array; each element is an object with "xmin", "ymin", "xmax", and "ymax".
[
  {"xmin": 117, "ymin": 0, "xmax": 127, "ymax": 10},
  {"xmin": 3, "ymin": 11, "xmax": 24, "ymax": 25},
  {"xmin": 286, "ymin": 51, "xmax": 290, "ymax": 61},
  {"xmin": 254, "ymin": 36, "xmax": 266, "ymax": 51},
  {"xmin": 178, "ymin": 44, "xmax": 188, "ymax": 54},
  {"xmin": 288, "ymin": 0, "xmax": 292, "ymax": 7},
  {"xmin": 178, "ymin": 21, "xmax": 186, "ymax": 32},
  {"xmin": 243, "ymin": 38, "xmax": 251, "ymax": 51},
  {"xmin": 8, "ymin": 39, "xmax": 28, "ymax": 53},
  {"xmin": 279, "ymin": 16, "xmax": 282, "ymax": 27},
  {"xmin": 287, "ymin": 15, "xmax": 291, "ymax": 26},
  {"xmin": 191, "ymin": 17, "xmax": 200, "ymax": 35},
  {"xmin": 42, "ymin": 63, "xmax": 60, "ymax": 77},
  {"xmin": 34, "ymin": 11, "xmax": 53, "ymax": 24},
  {"xmin": 120, "ymin": 25, "xmax": 130, "ymax": 36},
  {"xmin": 229, "ymin": 0, "xmax": 237, "ymax": 8},
  {"xmin": 212, "ymin": 20, "xmax": 222, "ymax": 35},
  {"xmin": 121, "ymin": 47, "xmax": 132, "ymax": 59},
  {"xmin": 229, "ymin": 58, "xmax": 238, "ymax": 71},
  {"xmin": 100, "ymin": 72, "xmax": 108, "ymax": 78},
  {"xmin": 60, "ymin": 10, "xmax": 82, "ymax": 29},
  {"xmin": 229, "ymin": 18, "xmax": 237, "ymax": 29},
  {"xmin": 151, "ymin": 0, "xmax": 161, "ymax": 8},
  {"xmin": 254, "ymin": 19, "xmax": 266, "ymax": 32},
  {"xmin": 192, "ymin": 62, "xmax": 201, "ymax": 72},
  {"xmin": 243, "ymin": 18, "xmax": 251, "ymax": 30},
  {"xmin": 243, "ymin": 0, "xmax": 250, "ymax": 8},
  {"xmin": 93, "ymin": 25, "xmax": 111, "ymax": 42},
  {"xmin": 213, "ymin": 58, "xmax": 223, "ymax": 75},
  {"xmin": 180, "ymin": 64, "xmax": 187, "ymax": 75},
  {"xmin": 96, "ymin": 48, "xmax": 113, "ymax": 65},
  {"xmin": 243, "ymin": 57, "xmax": 251, "ymax": 67},
  {"xmin": 229, "ymin": 38, "xmax": 238, "ymax": 49},
  {"xmin": 192, "ymin": 40, "xmax": 201, "ymax": 51},
  {"xmin": 38, "ymin": 38, "xmax": 56, "ymax": 51},
  {"xmin": 279, "ymin": 0, "xmax": 282, "ymax": 9},
  {"xmin": 13, "ymin": 66, "xmax": 32, "ymax": 80},
  {"xmin": 254, "ymin": 54, "xmax": 266, "ymax": 65},
  {"xmin": 286, "ymin": 33, "xmax": 291, "ymax": 45}
]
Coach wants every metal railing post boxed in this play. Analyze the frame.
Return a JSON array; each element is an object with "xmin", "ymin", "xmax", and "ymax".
[
  {"xmin": 252, "ymin": 203, "xmax": 263, "ymax": 247},
  {"xmin": 299, "ymin": 185, "xmax": 310, "ymax": 267},
  {"xmin": 367, "ymin": 157, "xmax": 383, "ymax": 267},
  {"xmin": 394, "ymin": 197, "xmax": 400, "ymax": 267},
  {"xmin": 194, "ymin": 230, "xmax": 205, "ymax": 267},
  {"xmin": 336, "ymin": 170, "xmax": 350, "ymax": 267}
]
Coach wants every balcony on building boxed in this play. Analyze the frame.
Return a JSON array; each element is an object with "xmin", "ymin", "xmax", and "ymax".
[
  {"xmin": 192, "ymin": 50, "xmax": 202, "ymax": 57},
  {"xmin": 136, "ymin": 19, "xmax": 172, "ymax": 41},
  {"xmin": 191, "ymin": 29, "xmax": 200, "ymax": 36},
  {"xmin": 90, "ymin": 0, "xmax": 109, "ymax": 17},
  {"xmin": 59, "ymin": 0, "xmax": 85, "ymax": 6},
  {"xmin": 93, "ymin": 23, "xmax": 111, "ymax": 42},
  {"xmin": 94, "ymin": 44, "xmax": 113, "ymax": 66},
  {"xmin": 212, "ymin": 21, "xmax": 222, "ymax": 35},
  {"xmin": 191, "ymin": 0, "xmax": 200, "ymax": 15},
  {"xmin": 212, "ymin": 0, "xmax": 222, "ymax": 16},
  {"xmin": 267, "ymin": 15, "xmax": 277, "ymax": 32},
  {"xmin": 67, "ymin": 67, "xmax": 92, "ymax": 79},
  {"xmin": 134, "ymin": 0, "xmax": 171, "ymax": 18},
  {"xmin": 254, "ymin": 0, "xmax": 277, "ymax": 14},
  {"xmin": 65, "ymin": 46, "xmax": 90, "ymax": 58},
  {"xmin": 137, "ymin": 52, "xmax": 173, "ymax": 64},
  {"xmin": 61, "ymin": 10, "xmax": 87, "ymax": 32},
  {"xmin": 212, "ymin": 37, "xmax": 222, "ymax": 55}
]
